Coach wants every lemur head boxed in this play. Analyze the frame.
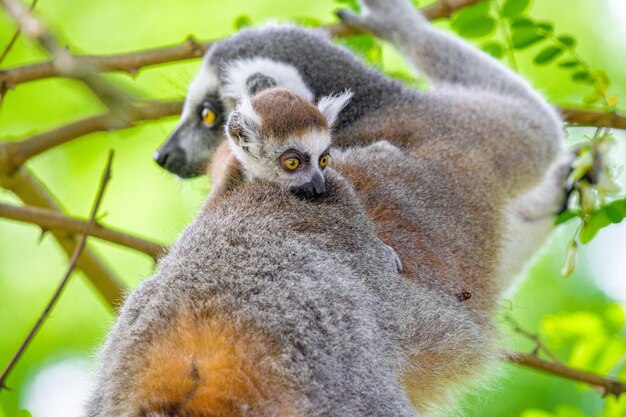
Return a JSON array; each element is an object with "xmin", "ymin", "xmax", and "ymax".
[
  {"xmin": 226, "ymin": 87, "xmax": 352, "ymax": 198},
  {"xmin": 154, "ymin": 39, "xmax": 319, "ymax": 179}
]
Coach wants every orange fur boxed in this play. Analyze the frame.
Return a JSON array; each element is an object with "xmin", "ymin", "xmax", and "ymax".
[
  {"xmin": 131, "ymin": 312, "xmax": 298, "ymax": 417},
  {"xmin": 206, "ymin": 141, "xmax": 245, "ymax": 204}
]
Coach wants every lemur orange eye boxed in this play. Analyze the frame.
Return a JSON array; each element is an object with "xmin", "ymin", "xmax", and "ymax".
[
  {"xmin": 202, "ymin": 108, "xmax": 216, "ymax": 126},
  {"xmin": 283, "ymin": 158, "xmax": 300, "ymax": 170},
  {"xmin": 319, "ymin": 154, "xmax": 330, "ymax": 168}
]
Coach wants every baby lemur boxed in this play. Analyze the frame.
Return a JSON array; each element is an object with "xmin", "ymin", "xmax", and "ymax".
[
  {"xmin": 224, "ymin": 87, "xmax": 351, "ymax": 198},
  {"xmin": 221, "ymin": 86, "xmax": 402, "ymax": 272}
]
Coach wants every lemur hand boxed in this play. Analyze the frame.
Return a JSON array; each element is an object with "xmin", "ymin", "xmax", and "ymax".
[
  {"xmin": 383, "ymin": 243, "xmax": 404, "ymax": 274},
  {"xmin": 336, "ymin": 0, "xmax": 426, "ymax": 41}
]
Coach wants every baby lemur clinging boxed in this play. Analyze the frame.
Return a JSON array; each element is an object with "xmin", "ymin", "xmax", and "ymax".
[
  {"xmin": 225, "ymin": 87, "xmax": 352, "ymax": 198},
  {"xmin": 222, "ymin": 86, "xmax": 403, "ymax": 272}
]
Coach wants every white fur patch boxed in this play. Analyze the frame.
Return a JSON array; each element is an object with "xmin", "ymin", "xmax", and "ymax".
[
  {"xmin": 220, "ymin": 57, "xmax": 314, "ymax": 102},
  {"xmin": 497, "ymin": 151, "xmax": 571, "ymax": 296},
  {"xmin": 282, "ymin": 129, "xmax": 332, "ymax": 157},
  {"xmin": 182, "ymin": 62, "xmax": 221, "ymax": 120},
  {"xmin": 317, "ymin": 91, "xmax": 353, "ymax": 127}
]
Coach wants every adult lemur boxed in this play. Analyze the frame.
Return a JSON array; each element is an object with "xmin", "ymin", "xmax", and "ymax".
[{"xmin": 90, "ymin": 0, "xmax": 568, "ymax": 415}]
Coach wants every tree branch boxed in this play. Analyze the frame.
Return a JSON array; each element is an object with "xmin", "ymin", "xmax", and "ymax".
[
  {"xmin": 0, "ymin": 0, "xmax": 133, "ymax": 116},
  {"xmin": 0, "ymin": 202, "xmax": 165, "ymax": 260},
  {"xmin": 2, "ymin": 100, "xmax": 622, "ymax": 178},
  {"xmin": 0, "ymin": 0, "xmax": 481, "ymax": 90},
  {"xmin": 0, "ymin": 101, "xmax": 182, "ymax": 173},
  {"xmin": 0, "ymin": 166, "xmax": 125, "ymax": 308},
  {"xmin": 0, "ymin": 150, "xmax": 114, "ymax": 391},
  {"xmin": 562, "ymin": 107, "xmax": 626, "ymax": 130},
  {"xmin": 508, "ymin": 352, "xmax": 626, "ymax": 397}
]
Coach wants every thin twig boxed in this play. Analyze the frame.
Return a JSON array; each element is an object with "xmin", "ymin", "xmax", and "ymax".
[
  {"xmin": 508, "ymin": 352, "xmax": 626, "ymax": 397},
  {"xmin": 505, "ymin": 316, "xmax": 560, "ymax": 362},
  {"xmin": 0, "ymin": 150, "xmax": 115, "ymax": 392},
  {"xmin": 0, "ymin": 101, "xmax": 182, "ymax": 173},
  {"xmin": 562, "ymin": 107, "xmax": 626, "ymax": 130},
  {"xmin": 0, "ymin": 166, "xmax": 126, "ymax": 307},
  {"xmin": 0, "ymin": 202, "xmax": 165, "ymax": 260},
  {"xmin": 0, "ymin": 0, "xmax": 133, "ymax": 115},
  {"xmin": 0, "ymin": 0, "xmax": 38, "ymax": 66}
]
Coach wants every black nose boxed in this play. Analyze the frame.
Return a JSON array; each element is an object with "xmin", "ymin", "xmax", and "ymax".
[
  {"xmin": 290, "ymin": 174, "xmax": 325, "ymax": 198},
  {"xmin": 153, "ymin": 144, "xmax": 186, "ymax": 171}
]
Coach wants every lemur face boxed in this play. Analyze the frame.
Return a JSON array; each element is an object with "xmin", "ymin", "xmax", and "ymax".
[
  {"xmin": 226, "ymin": 88, "xmax": 352, "ymax": 198},
  {"xmin": 154, "ymin": 64, "xmax": 225, "ymax": 178}
]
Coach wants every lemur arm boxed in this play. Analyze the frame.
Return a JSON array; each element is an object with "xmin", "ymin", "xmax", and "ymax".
[{"xmin": 337, "ymin": 0, "xmax": 543, "ymax": 103}]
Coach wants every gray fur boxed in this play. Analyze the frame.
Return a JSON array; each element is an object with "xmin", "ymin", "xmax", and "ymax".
[
  {"xmin": 86, "ymin": 171, "xmax": 478, "ymax": 416},
  {"xmin": 95, "ymin": 0, "xmax": 568, "ymax": 414}
]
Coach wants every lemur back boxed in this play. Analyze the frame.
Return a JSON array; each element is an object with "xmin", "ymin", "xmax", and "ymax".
[{"xmin": 86, "ymin": 171, "xmax": 473, "ymax": 417}]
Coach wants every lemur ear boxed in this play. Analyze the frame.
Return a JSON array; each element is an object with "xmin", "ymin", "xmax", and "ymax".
[
  {"xmin": 225, "ymin": 98, "xmax": 261, "ymax": 156},
  {"xmin": 317, "ymin": 90, "xmax": 353, "ymax": 127},
  {"xmin": 246, "ymin": 72, "xmax": 278, "ymax": 96}
]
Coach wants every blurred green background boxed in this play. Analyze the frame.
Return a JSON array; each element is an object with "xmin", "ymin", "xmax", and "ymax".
[{"xmin": 1, "ymin": 0, "xmax": 625, "ymax": 416}]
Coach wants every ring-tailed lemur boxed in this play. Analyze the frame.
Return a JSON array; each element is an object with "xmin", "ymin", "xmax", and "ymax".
[{"xmin": 92, "ymin": 0, "xmax": 569, "ymax": 414}]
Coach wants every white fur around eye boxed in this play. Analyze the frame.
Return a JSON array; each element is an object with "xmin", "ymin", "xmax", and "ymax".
[{"xmin": 182, "ymin": 63, "xmax": 220, "ymax": 120}]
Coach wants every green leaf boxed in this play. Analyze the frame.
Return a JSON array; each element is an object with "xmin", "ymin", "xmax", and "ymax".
[
  {"xmin": 604, "ymin": 304, "xmax": 625, "ymax": 335},
  {"xmin": 233, "ymin": 15, "xmax": 252, "ymax": 30},
  {"xmin": 555, "ymin": 209, "xmax": 580, "ymax": 225},
  {"xmin": 511, "ymin": 27, "xmax": 545, "ymax": 49},
  {"xmin": 572, "ymin": 70, "xmax": 593, "ymax": 84},
  {"xmin": 16, "ymin": 411, "xmax": 33, "ymax": 417},
  {"xmin": 510, "ymin": 17, "xmax": 535, "ymax": 28},
  {"xmin": 583, "ymin": 90, "xmax": 603, "ymax": 105},
  {"xmin": 291, "ymin": 16, "xmax": 322, "ymax": 27},
  {"xmin": 452, "ymin": 2, "xmax": 495, "ymax": 38},
  {"xmin": 339, "ymin": 35, "xmax": 382, "ymax": 67},
  {"xmin": 557, "ymin": 35, "xmax": 576, "ymax": 48},
  {"xmin": 578, "ymin": 199, "xmax": 626, "ymax": 244},
  {"xmin": 453, "ymin": 16, "xmax": 496, "ymax": 38},
  {"xmin": 481, "ymin": 41, "xmax": 504, "ymax": 58},
  {"xmin": 533, "ymin": 46, "xmax": 564, "ymax": 64},
  {"xmin": 535, "ymin": 21, "xmax": 554, "ymax": 32},
  {"xmin": 558, "ymin": 59, "xmax": 579, "ymax": 68},
  {"xmin": 603, "ymin": 198, "xmax": 626, "ymax": 223},
  {"xmin": 502, "ymin": 0, "xmax": 531, "ymax": 18},
  {"xmin": 335, "ymin": 0, "xmax": 360, "ymax": 11}
]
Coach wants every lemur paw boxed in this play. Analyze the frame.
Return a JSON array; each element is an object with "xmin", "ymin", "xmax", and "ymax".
[
  {"xmin": 383, "ymin": 243, "xmax": 403, "ymax": 273},
  {"xmin": 336, "ymin": 0, "xmax": 423, "ymax": 40}
]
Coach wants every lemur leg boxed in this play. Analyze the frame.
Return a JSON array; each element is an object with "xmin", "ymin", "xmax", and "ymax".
[
  {"xmin": 497, "ymin": 153, "xmax": 573, "ymax": 289},
  {"xmin": 337, "ymin": 0, "xmax": 549, "ymax": 104},
  {"xmin": 340, "ymin": 0, "xmax": 565, "ymax": 197}
]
